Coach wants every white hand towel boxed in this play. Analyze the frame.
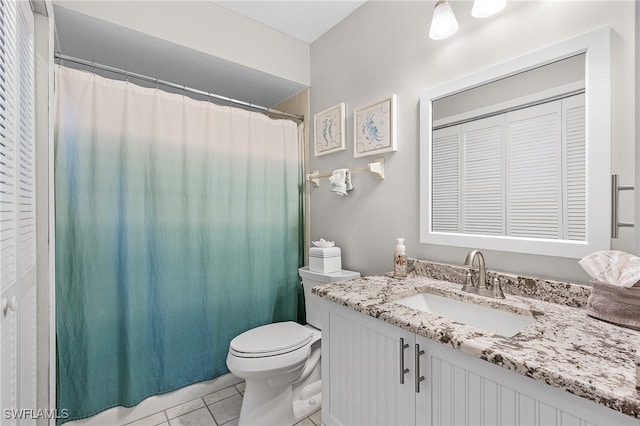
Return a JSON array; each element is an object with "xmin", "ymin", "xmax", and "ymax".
[
  {"xmin": 328, "ymin": 168, "xmax": 353, "ymax": 196},
  {"xmin": 579, "ymin": 250, "xmax": 640, "ymax": 288}
]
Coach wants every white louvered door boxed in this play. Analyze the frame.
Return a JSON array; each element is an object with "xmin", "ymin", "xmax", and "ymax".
[
  {"xmin": 0, "ymin": 1, "xmax": 36, "ymax": 424},
  {"xmin": 17, "ymin": 2, "xmax": 37, "ymax": 422},
  {"xmin": 432, "ymin": 126, "xmax": 460, "ymax": 233},
  {"xmin": 430, "ymin": 94, "xmax": 585, "ymax": 242},
  {"xmin": 461, "ymin": 115, "xmax": 505, "ymax": 236},
  {"xmin": 562, "ymin": 93, "xmax": 586, "ymax": 241},
  {"xmin": 1, "ymin": 0, "xmax": 20, "ymax": 423},
  {"xmin": 506, "ymin": 101, "xmax": 562, "ymax": 239}
]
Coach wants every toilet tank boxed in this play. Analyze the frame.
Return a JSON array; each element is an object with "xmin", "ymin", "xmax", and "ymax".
[{"xmin": 298, "ymin": 266, "xmax": 361, "ymax": 329}]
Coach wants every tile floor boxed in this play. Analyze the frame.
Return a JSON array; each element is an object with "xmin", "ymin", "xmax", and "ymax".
[{"xmin": 124, "ymin": 382, "xmax": 321, "ymax": 426}]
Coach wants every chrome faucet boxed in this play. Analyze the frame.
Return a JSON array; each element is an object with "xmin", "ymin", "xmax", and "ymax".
[{"xmin": 462, "ymin": 250, "xmax": 504, "ymax": 299}]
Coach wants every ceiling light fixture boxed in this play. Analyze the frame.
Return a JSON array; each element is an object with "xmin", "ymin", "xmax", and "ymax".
[
  {"xmin": 429, "ymin": 0, "xmax": 459, "ymax": 40},
  {"xmin": 471, "ymin": 0, "xmax": 507, "ymax": 18}
]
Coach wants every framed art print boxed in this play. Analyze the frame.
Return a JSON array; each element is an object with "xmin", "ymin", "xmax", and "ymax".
[
  {"xmin": 314, "ymin": 103, "xmax": 346, "ymax": 157},
  {"xmin": 354, "ymin": 94, "xmax": 397, "ymax": 158}
]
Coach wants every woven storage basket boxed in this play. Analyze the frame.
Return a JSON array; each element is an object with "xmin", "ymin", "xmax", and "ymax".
[{"xmin": 586, "ymin": 280, "xmax": 640, "ymax": 330}]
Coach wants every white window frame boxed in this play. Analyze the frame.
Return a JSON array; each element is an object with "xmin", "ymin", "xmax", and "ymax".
[{"xmin": 420, "ymin": 28, "xmax": 611, "ymax": 259}]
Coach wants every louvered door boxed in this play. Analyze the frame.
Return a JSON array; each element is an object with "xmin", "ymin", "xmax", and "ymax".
[
  {"xmin": 562, "ymin": 93, "xmax": 586, "ymax": 241},
  {"xmin": 0, "ymin": 1, "xmax": 36, "ymax": 423},
  {"xmin": 461, "ymin": 115, "xmax": 505, "ymax": 236},
  {"xmin": 429, "ymin": 95, "xmax": 585, "ymax": 242},
  {"xmin": 506, "ymin": 101, "xmax": 562, "ymax": 239},
  {"xmin": 0, "ymin": 0, "xmax": 20, "ymax": 422},
  {"xmin": 432, "ymin": 126, "xmax": 460, "ymax": 233}
]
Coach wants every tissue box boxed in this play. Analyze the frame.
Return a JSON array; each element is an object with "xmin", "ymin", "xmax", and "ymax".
[
  {"xmin": 586, "ymin": 280, "xmax": 640, "ymax": 331},
  {"xmin": 309, "ymin": 247, "xmax": 342, "ymax": 274}
]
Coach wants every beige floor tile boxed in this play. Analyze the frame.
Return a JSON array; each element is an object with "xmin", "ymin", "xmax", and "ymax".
[
  {"xmin": 168, "ymin": 407, "xmax": 215, "ymax": 426},
  {"xmin": 233, "ymin": 382, "xmax": 245, "ymax": 394},
  {"xmin": 309, "ymin": 409, "xmax": 322, "ymax": 426},
  {"xmin": 203, "ymin": 386, "xmax": 239, "ymax": 405},
  {"xmin": 125, "ymin": 411, "xmax": 168, "ymax": 426},
  {"xmin": 220, "ymin": 419, "xmax": 239, "ymax": 426},
  {"xmin": 294, "ymin": 418, "xmax": 315, "ymax": 426},
  {"xmin": 165, "ymin": 398, "xmax": 205, "ymax": 420},
  {"xmin": 208, "ymin": 394, "xmax": 243, "ymax": 425}
]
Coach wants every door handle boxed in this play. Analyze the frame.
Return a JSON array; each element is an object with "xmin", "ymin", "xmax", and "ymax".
[
  {"xmin": 415, "ymin": 344, "xmax": 425, "ymax": 393},
  {"xmin": 399, "ymin": 338, "xmax": 410, "ymax": 384}
]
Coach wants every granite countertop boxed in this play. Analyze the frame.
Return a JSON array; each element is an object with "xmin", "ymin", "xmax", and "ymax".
[{"xmin": 312, "ymin": 273, "xmax": 640, "ymax": 418}]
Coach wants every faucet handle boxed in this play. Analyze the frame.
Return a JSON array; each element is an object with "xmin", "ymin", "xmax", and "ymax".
[{"xmin": 492, "ymin": 278, "xmax": 505, "ymax": 299}]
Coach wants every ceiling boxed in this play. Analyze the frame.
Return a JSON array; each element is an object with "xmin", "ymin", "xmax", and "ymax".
[
  {"xmin": 54, "ymin": 1, "xmax": 366, "ymax": 111},
  {"xmin": 212, "ymin": 1, "xmax": 367, "ymax": 43}
]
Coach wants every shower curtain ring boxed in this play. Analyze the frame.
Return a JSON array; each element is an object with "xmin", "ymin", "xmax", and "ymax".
[
  {"xmin": 91, "ymin": 61, "xmax": 95, "ymax": 74},
  {"xmin": 155, "ymin": 77, "xmax": 159, "ymax": 90}
]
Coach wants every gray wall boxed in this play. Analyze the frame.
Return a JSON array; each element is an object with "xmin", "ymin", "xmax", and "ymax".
[{"xmin": 309, "ymin": 1, "xmax": 636, "ymax": 283}]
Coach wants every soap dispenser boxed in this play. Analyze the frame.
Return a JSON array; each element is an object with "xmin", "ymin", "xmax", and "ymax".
[{"xmin": 394, "ymin": 238, "xmax": 407, "ymax": 279}]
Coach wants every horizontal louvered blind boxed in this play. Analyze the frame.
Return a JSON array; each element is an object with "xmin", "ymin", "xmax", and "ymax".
[
  {"xmin": 0, "ymin": 0, "xmax": 17, "ymax": 291},
  {"xmin": 506, "ymin": 102, "xmax": 562, "ymax": 239},
  {"xmin": 462, "ymin": 116, "xmax": 504, "ymax": 235},
  {"xmin": 432, "ymin": 127, "xmax": 459, "ymax": 232},
  {"xmin": 17, "ymin": 8, "xmax": 33, "ymax": 273},
  {"xmin": 563, "ymin": 94, "xmax": 586, "ymax": 241}
]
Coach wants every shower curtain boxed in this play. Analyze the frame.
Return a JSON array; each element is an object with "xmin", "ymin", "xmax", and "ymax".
[{"xmin": 54, "ymin": 65, "xmax": 303, "ymax": 423}]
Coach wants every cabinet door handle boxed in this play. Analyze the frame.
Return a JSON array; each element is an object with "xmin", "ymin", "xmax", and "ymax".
[
  {"xmin": 399, "ymin": 338, "xmax": 410, "ymax": 384},
  {"xmin": 415, "ymin": 344, "xmax": 425, "ymax": 393}
]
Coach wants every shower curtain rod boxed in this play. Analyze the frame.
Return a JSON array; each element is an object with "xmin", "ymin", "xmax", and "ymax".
[{"xmin": 54, "ymin": 52, "xmax": 305, "ymax": 123}]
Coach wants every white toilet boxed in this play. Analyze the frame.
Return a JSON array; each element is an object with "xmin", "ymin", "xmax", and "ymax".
[{"xmin": 226, "ymin": 266, "xmax": 360, "ymax": 426}]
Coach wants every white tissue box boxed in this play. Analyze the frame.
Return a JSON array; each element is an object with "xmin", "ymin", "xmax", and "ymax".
[{"xmin": 309, "ymin": 247, "xmax": 342, "ymax": 274}]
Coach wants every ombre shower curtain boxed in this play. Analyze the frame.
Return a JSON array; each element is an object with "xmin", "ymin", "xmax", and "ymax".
[{"xmin": 54, "ymin": 65, "xmax": 303, "ymax": 423}]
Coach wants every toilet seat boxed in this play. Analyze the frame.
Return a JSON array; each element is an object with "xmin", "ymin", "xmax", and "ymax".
[{"xmin": 230, "ymin": 321, "xmax": 313, "ymax": 358}]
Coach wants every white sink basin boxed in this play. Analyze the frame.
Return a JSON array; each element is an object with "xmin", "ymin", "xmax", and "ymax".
[{"xmin": 393, "ymin": 293, "xmax": 536, "ymax": 337}]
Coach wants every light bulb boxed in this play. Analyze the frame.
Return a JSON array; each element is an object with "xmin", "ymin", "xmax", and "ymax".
[
  {"xmin": 471, "ymin": 0, "xmax": 507, "ymax": 18},
  {"xmin": 429, "ymin": 0, "xmax": 459, "ymax": 40}
]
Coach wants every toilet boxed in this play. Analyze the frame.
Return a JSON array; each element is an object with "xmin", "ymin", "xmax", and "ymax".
[{"xmin": 226, "ymin": 266, "xmax": 360, "ymax": 426}]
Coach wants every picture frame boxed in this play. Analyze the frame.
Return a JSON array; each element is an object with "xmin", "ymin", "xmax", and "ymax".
[
  {"xmin": 314, "ymin": 103, "xmax": 346, "ymax": 157},
  {"xmin": 353, "ymin": 94, "xmax": 397, "ymax": 158}
]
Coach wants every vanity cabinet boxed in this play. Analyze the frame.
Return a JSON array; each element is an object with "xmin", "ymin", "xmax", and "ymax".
[
  {"xmin": 322, "ymin": 301, "xmax": 416, "ymax": 425},
  {"xmin": 321, "ymin": 300, "xmax": 639, "ymax": 426}
]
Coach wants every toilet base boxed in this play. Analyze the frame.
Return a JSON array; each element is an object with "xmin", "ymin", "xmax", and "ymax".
[
  {"xmin": 239, "ymin": 378, "xmax": 292, "ymax": 426},
  {"xmin": 238, "ymin": 375, "xmax": 322, "ymax": 426}
]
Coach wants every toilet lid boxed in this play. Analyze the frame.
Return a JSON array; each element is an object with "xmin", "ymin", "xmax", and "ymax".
[{"xmin": 230, "ymin": 321, "xmax": 313, "ymax": 357}]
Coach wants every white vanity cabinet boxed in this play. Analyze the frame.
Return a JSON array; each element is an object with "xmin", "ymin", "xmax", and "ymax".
[
  {"xmin": 322, "ymin": 301, "xmax": 416, "ymax": 425},
  {"xmin": 321, "ymin": 300, "xmax": 639, "ymax": 426}
]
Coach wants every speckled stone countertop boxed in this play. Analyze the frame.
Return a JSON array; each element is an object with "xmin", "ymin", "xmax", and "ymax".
[{"xmin": 312, "ymin": 260, "xmax": 640, "ymax": 418}]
